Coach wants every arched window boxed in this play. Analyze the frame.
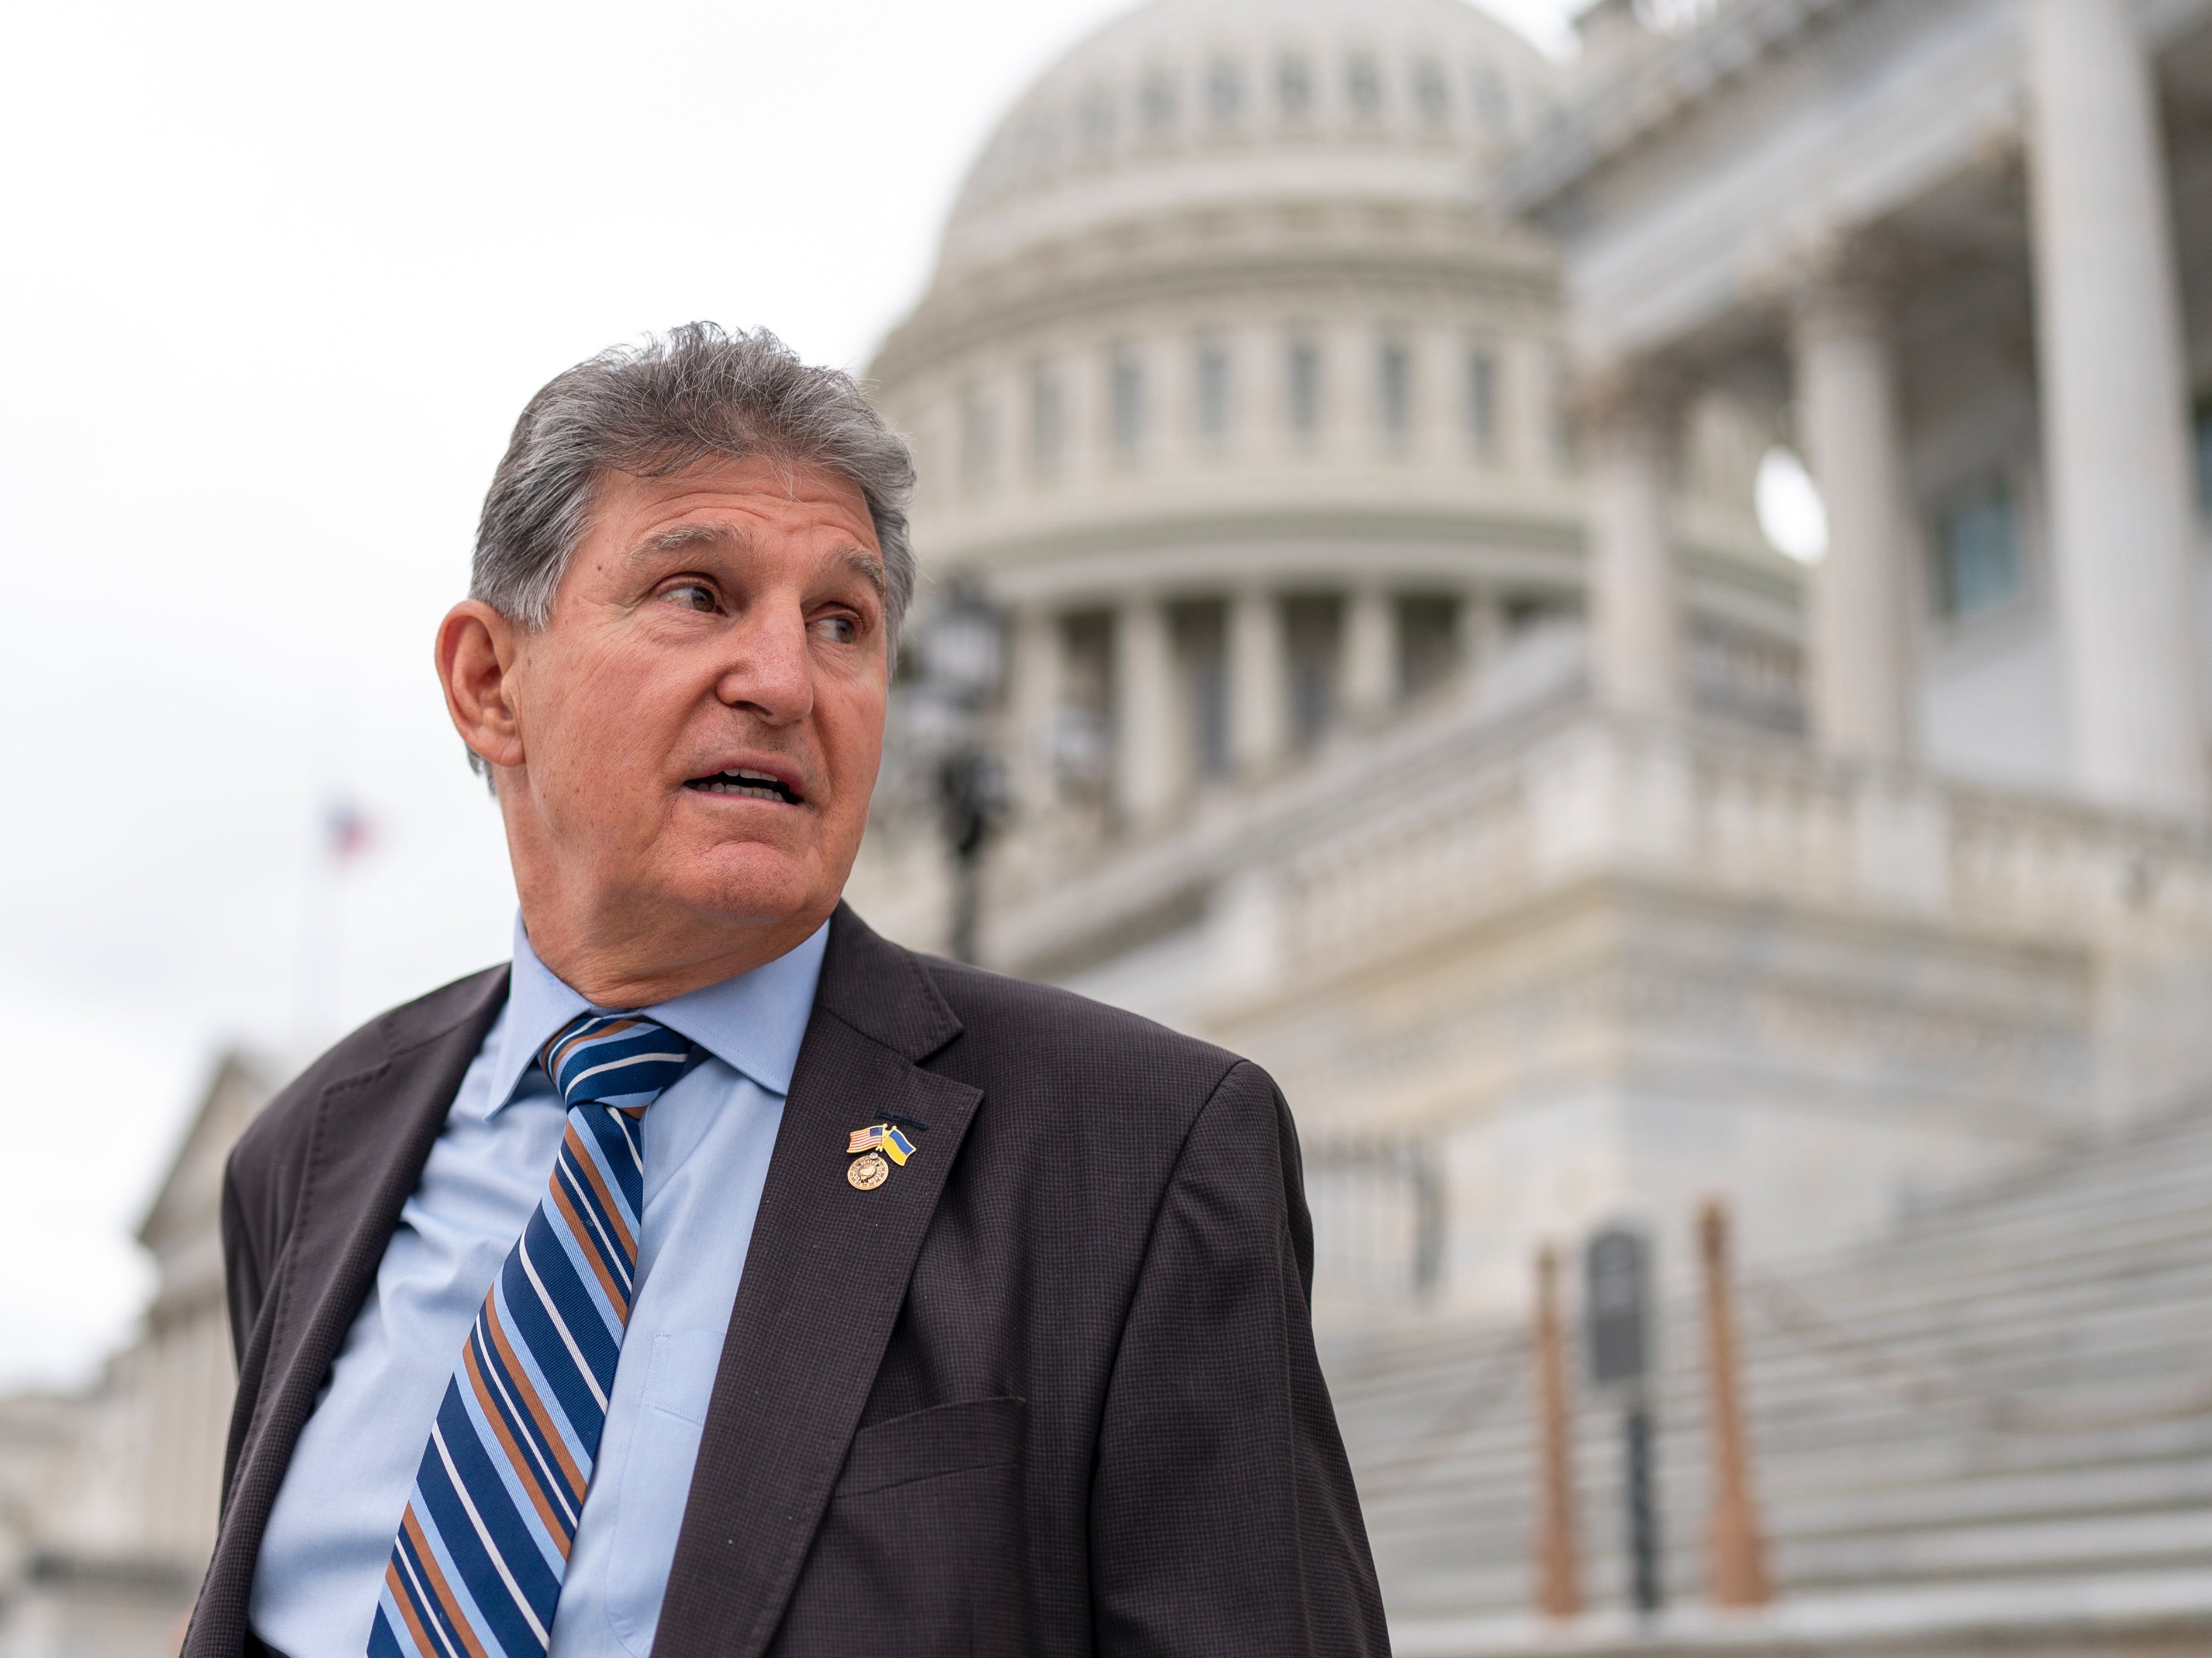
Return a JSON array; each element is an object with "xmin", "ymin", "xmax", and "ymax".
[
  {"xmin": 1078, "ymin": 87, "xmax": 1114, "ymax": 154},
  {"xmin": 1140, "ymin": 70, "xmax": 1177, "ymax": 137},
  {"xmin": 1412, "ymin": 58, "xmax": 1450, "ymax": 125},
  {"xmin": 1472, "ymin": 66, "xmax": 1511, "ymax": 137},
  {"xmin": 1345, "ymin": 53, "xmax": 1383, "ymax": 118},
  {"xmin": 1278, "ymin": 54, "xmax": 1313, "ymax": 120},
  {"xmin": 1207, "ymin": 59, "xmax": 1244, "ymax": 125}
]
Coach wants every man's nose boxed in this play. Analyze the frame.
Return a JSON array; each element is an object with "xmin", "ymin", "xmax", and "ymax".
[{"xmin": 713, "ymin": 605, "xmax": 815, "ymax": 725}]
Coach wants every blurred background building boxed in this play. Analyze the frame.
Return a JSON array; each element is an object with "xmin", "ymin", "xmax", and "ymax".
[{"xmin": 6, "ymin": 0, "xmax": 2211, "ymax": 1653}]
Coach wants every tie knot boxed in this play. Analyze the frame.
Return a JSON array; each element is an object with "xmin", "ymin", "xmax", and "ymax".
[{"xmin": 539, "ymin": 1012, "xmax": 693, "ymax": 1113}]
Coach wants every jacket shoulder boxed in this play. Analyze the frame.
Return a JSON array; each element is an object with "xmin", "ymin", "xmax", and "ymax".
[
  {"xmin": 227, "ymin": 964, "xmax": 509, "ymax": 1202},
  {"xmin": 907, "ymin": 951, "xmax": 1268, "ymax": 1144}
]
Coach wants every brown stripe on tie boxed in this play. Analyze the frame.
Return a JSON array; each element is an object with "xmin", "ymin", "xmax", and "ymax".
[
  {"xmin": 484, "ymin": 1295, "xmax": 587, "ymax": 1502},
  {"xmin": 401, "ymin": 1507, "xmax": 496, "ymax": 1658},
  {"xmin": 385, "ymin": 1558, "xmax": 450, "ymax": 1658},
  {"xmin": 563, "ymin": 1123, "xmax": 637, "ymax": 1258},
  {"xmin": 550, "ymin": 1168, "xmax": 630, "ymax": 1319},
  {"xmin": 463, "ymin": 1331, "xmax": 573, "ymax": 1545}
]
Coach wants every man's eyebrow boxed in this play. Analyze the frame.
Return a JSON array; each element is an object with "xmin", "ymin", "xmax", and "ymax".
[
  {"xmin": 623, "ymin": 523, "xmax": 883, "ymax": 601},
  {"xmin": 628, "ymin": 522, "xmax": 752, "ymax": 564},
  {"xmin": 837, "ymin": 544, "xmax": 887, "ymax": 599}
]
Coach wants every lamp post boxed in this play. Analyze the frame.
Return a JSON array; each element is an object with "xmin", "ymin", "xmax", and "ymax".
[
  {"xmin": 1586, "ymin": 1225, "xmax": 1664, "ymax": 1618},
  {"xmin": 905, "ymin": 576, "xmax": 1010, "ymax": 964}
]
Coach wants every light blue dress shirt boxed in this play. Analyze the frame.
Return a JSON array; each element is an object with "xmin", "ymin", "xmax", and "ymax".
[{"xmin": 250, "ymin": 917, "xmax": 828, "ymax": 1658}]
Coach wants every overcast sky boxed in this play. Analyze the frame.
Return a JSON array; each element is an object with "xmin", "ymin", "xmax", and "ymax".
[{"xmin": 0, "ymin": 0, "xmax": 1579, "ymax": 1388}]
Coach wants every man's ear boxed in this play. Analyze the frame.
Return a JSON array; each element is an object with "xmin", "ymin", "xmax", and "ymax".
[{"xmin": 437, "ymin": 601, "xmax": 527, "ymax": 773}]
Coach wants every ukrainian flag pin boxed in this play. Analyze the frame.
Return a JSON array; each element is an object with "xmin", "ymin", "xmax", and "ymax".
[{"xmin": 846, "ymin": 1121, "xmax": 921, "ymax": 1189}]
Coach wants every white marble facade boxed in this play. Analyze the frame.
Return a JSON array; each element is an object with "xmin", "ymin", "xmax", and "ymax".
[{"xmin": 848, "ymin": 0, "xmax": 2212, "ymax": 1323}]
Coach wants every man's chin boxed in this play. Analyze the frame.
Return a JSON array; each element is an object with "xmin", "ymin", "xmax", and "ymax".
[{"xmin": 663, "ymin": 841, "xmax": 835, "ymax": 930}]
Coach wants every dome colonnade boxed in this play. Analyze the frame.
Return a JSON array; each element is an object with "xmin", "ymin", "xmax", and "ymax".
[{"xmin": 867, "ymin": 0, "xmax": 1790, "ymax": 846}]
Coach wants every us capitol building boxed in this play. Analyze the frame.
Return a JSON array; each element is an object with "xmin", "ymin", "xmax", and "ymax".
[{"xmin": 9, "ymin": 1, "xmax": 2212, "ymax": 1654}]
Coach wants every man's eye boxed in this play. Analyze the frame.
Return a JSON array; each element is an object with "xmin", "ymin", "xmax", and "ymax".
[
  {"xmin": 813, "ymin": 615, "xmax": 858, "ymax": 645},
  {"xmin": 665, "ymin": 584, "xmax": 717, "ymax": 612}
]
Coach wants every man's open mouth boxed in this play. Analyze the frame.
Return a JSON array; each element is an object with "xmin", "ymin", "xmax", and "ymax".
[{"xmin": 686, "ymin": 769, "xmax": 803, "ymax": 805}]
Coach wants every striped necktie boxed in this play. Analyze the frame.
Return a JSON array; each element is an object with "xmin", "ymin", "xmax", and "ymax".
[{"xmin": 370, "ymin": 1012, "xmax": 695, "ymax": 1658}]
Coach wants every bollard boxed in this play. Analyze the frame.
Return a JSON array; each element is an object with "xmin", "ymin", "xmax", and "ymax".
[
  {"xmin": 1533, "ymin": 1247, "xmax": 1582, "ymax": 1618},
  {"xmin": 1699, "ymin": 1198, "xmax": 1772, "ymax": 1607}
]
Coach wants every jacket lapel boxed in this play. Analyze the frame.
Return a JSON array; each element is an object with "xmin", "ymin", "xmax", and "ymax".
[
  {"xmin": 657, "ymin": 906, "xmax": 981, "ymax": 1658},
  {"xmin": 189, "ymin": 968, "xmax": 508, "ymax": 1658}
]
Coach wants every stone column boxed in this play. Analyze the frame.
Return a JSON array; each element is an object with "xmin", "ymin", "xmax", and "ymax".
[
  {"xmin": 1008, "ymin": 603, "xmax": 1062, "ymax": 812},
  {"xmin": 1791, "ymin": 273, "xmax": 1914, "ymax": 763},
  {"xmin": 1343, "ymin": 585, "xmax": 1397, "ymax": 718},
  {"xmin": 2028, "ymin": 0, "xmax": 2207, "ymax": 815},
  {"xmin": 1585, "ymin": 365, "xmax": 1683, "ymax": 715},
  {"xmin": 1229, "ymin": 586, "xmax": 1289, "ymax": 775},
  {"xmin": 1114, "ymin": 595, "xmax": 1179, "ymax": 826}
]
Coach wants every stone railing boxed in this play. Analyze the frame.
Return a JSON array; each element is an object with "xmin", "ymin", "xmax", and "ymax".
[{"xmin": 1280, "ymin": 715, "xmax": 2212, "ymax": 983}]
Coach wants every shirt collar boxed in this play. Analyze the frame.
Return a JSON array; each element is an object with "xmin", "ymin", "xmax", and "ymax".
[{"xmin": 484, "ymin": 915, "xmax": 831, "ymax": 1117}]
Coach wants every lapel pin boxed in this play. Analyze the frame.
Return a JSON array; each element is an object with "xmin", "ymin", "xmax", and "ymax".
[{"xmin": 846, "ymin": 1119, "xmax": 925, "ymax": 1190}]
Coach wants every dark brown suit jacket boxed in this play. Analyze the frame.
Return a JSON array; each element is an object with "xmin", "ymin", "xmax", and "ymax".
[{"xmin": 184, "ymin": 904, "xmax": 1388, "ymax": 1658}]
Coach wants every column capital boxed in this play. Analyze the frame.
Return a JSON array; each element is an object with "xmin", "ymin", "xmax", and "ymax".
[
  {"xmin": 1571, "ymin": 353, "xmax": 1691, "ymax": 456},
  {"xmin": 1757, "ymin": 226, "xmax": 1909, "ymax": 340}
]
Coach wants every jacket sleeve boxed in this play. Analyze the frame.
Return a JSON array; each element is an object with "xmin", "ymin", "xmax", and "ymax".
[{"xmin": 1089, "ymin": 1060, "xmax": 1390, "ymax": 1656}]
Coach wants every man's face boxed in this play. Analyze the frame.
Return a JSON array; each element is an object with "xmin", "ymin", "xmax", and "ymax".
[{"xmin": 451, "ymin": 454, "xmax": 889, "ymax": 993}]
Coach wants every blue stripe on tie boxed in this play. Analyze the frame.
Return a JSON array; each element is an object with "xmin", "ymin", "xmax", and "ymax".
[
  {"xmin": 368, "ymin": 1605, "xmax": 408, "ymax": 1658},
  {"xmin": 576, "ymin": 1105, "xmax": 647, "ymax": 1222},
  {"xmin": 415, "ymin": 1406, "xmax": 555, "ymax": 1655},
  {"xmin": 433, "ymin": 1386, "xmax": 563, "ymax": 1619},
  {"xmin": 485, "ymin": 1278, "xmax": 592, "ymax": 1476},
  {"xmin": 451, "ymin": 1363, "xmax": 567, "ymax": 1574},
  {"xmin": 552, "ymin": 1157, "xmax": 634, "ymax": 1311},
  {"xmin": 465, "ymin": 1321, "xmax": 579, "ymax": 1542},
  {"xmin": 372, "ymin": 1012, "xmax": 692, "ymax": 1658},
  {"xmin": 503, "ymin": 1211, "xmax": 620, "ymax": 1412}
]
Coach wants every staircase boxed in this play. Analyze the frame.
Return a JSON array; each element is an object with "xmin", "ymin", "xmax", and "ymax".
[{"xmin": 1321, "ymin": 1098, "xmax": 2212, "ymax": 1656}]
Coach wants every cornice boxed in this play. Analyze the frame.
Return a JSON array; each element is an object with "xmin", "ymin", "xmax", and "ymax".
[
  {"xmin": 869, "ymin": 219, "xmax": 1561, "ymax": 385},
  {"xmin": 1499, "ymin": 0, "xmax": 1869, "ymax": 219}
]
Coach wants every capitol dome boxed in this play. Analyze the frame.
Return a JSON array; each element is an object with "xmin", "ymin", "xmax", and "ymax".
[
  {"xmin": 935, "ymin": 0, "xmax": 1561, "ymax": 282},
  {"xmin": 862, "ymin": 0, "xmax": 1782, "ymax": 881}
]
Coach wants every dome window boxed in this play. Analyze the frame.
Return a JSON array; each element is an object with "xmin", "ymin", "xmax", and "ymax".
[
  {"xmin": 1031, "ymin": 365, "xmax": 1066, "ymax": 480},
  {"xmin": 1346, "ymin": 53, "xmax": 1383, "ymax": 119},
  {"xmin": 1278, "ymin": 54, "xmax": 1314, "ymax": 121},
  {"xmin": 1412, "ymin": 58, "xmax": 1450, "ymax": 126},
  {"xmin": 1140, "ymin": 70, "xmax": 1178, "ymax": 138},
  {"xmin": 1472, "ymin": 66, "xmax": 1512, "ymax": 137},
  {"xmin": 1206, "ymin": 58, "xmax": 1244, "ymax": 126},
  {"xmin": 1196, "ymin": 337, "xmax": 1233, "ymax": 443},
  {"xmin": 1464, "ymin": 346, "xmax": 1501, "ymax": 458},
  {"xmin": 1078, "ymin": 87, "xmax": 1114, "ymax": 154},
  {"xmin": 1111, "ymin": 348, "xmax": 1147, "ymax": 460},
  {"xmin": 1377, "ymin": 339, "xmax": 1413, "ymax": 440},
  {"xmin": 960, "ymin": 387, "xmax": 999, "ymax": 497}
]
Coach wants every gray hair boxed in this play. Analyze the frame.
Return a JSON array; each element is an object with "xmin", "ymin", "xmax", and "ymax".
[{"xmin": 472, "ymin": 321, "xmax": 916, "ymax": 645}]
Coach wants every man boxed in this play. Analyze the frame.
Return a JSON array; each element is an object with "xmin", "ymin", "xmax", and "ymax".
[{"xmin": 186, "ymin": 325, "xmax": 1387, "ymax": 1658}]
